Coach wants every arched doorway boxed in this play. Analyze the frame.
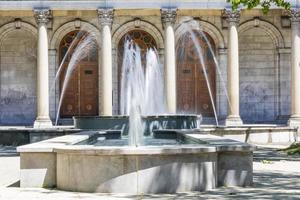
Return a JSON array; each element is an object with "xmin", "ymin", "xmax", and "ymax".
[
  {"xmin": 176, "ymin": 31, "xmax": 216, "ymax": 117},
  {"xmin": 117, "ymin": 29, "xmax": 157, "ymax": 113},
  {"xmin": 59, "ymin": 30, "xmax": 98, "ymax": 117}
]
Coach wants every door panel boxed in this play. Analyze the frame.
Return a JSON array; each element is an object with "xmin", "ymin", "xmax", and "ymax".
[
  {"xmin": 59, "ymin": 30, "xmax": 98, "ymax": 117},
  {"xmin": 177, "ymin": 31, "xmax": 216, "ymax": 117},
  {"xmin": 79, "ymin": 63, "xmax": 98, "ymax": 116}
]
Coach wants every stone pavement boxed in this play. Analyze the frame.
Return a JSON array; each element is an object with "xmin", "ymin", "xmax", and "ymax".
[
  {"xmin": 0, "ymin": 145, "xmax": 299, "ymax": 200},
  {"xmin": 0, "ymin": 146, "xmax": 19, "ymax": 187}
]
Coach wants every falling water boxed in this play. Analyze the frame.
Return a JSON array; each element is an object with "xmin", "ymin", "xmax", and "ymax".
[
  {"xmin": 188, "ymin": 29, "xmax": 219, "ymax": 125},
  {"xmin": 55, "ymin": 33, "xmax": 97, "ymax": 125},
  {"xmin": 120, "ymin": 39, "xmax": 166, "ymax": 146},
  {"xmin": 144, "ymin": 48, "xmax": 166, "ymax": 115},
  {"xmin": 177, "ymin": 18, "xmax": 231, "ymax": 126},
  {"xmin": 193, "ymin": 22, "xmax": 233, "ymax": 114},
  {"xmin": 53, "ymin": 31, "xmax": 87, "ymax": 90}
]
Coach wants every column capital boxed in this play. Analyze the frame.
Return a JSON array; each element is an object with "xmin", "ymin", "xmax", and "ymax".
[
  {"xmin": 161, "ymin": 7, "xmax": 177, "ymax": 28},
  {"xmin": 222, "ymin": 9, "xmax": 240, "ymax": 25},
  {"xmin": 97, "ymin": 8, "xmax": 114, "ymax": 27},
  {"xmin": 34, "ymin": 8, "xmax": 52, "ymax": 24},
  {"xmin": 287, "ymin": 8, "xmax": 300, "ymax": 23}
]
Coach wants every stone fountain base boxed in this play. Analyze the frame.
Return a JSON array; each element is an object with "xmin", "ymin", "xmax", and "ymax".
[{"xmin": 17, "ymin": 131, "xmax": 254, "ymax": 194}]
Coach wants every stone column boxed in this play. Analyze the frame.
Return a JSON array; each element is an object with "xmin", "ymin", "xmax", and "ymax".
[
  {"xmin": 223, "ymin": 9, "xmax": 243, "ymax": 126},
  {"xmin": 98, "ymin": 8, "xmax": 114, "ymax": 116},
  {"xmin": 161, "ymin": 8, "xmax": 177, "ymax": 114},
  {"xmin": 288, "ymin": 9, "xmax": 300, "ymax": 127},
  {"xmin": 33, "ymin": 9, "xmax": 52, "ymax": 128}
]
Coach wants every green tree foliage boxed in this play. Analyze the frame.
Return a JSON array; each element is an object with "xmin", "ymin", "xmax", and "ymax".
[{"xmin": 228, "ymin": 0, "xmax": 291, "ymax": 13}]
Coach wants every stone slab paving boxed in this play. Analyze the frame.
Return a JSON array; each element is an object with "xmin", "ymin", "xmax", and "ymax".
[
  {"xmin": 0, "ymin": 145, "xmax": 300, "ymax": 199},
  {"xmin": 0, "ymin": 146, "xmax": 19, "ymax": 187}
]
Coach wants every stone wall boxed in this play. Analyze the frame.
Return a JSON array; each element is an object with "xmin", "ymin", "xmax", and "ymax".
[
  {"xmin": 0, "ymin": 28, "xmax": 37, "ymax": 125},
  {"xmin": 239, "ymin": 27, "xmax": 277, "ymax": 123}
]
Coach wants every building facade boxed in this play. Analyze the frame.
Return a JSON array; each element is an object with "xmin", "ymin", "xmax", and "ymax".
[{"xmin": 0, "ymin": 0, "xmax": 299, "ymax": 127}]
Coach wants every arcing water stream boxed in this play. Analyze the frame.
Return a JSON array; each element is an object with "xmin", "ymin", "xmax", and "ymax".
[{"xmin": 54, "ymin": 19, "xmax": 231, "ymax": 146}]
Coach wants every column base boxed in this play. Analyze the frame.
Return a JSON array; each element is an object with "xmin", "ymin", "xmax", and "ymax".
[
  {"xmin": 288, "ymin": 115, "xmax": 300, "ymax": 127},
  {"xmin": 225, "ymin": 115, "xmax": 243, "ymax": 127},
  {"xmin": 34, "ymin": 117, "xmax": 53, "ymax": 128}
]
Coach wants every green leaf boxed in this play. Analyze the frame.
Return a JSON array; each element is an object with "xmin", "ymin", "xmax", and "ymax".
[{"xmin": 227, "ymin": 0, "xmax": 291, "ymax": 13}]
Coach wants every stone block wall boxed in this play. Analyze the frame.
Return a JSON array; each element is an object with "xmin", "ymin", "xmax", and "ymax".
[
  {"xmin": 239, "ymin": 27, "xmax": 277, "ymax": 123},
  {"xmin": 0, "ymin": 28, "xmax": 37, "ymax": 125}
]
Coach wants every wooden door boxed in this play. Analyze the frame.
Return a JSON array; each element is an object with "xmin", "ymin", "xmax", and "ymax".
[
  {"xmin": 177, "ymin": 31, "xmax": 216, "ymax": 116},
  {"xmin": 59, "ymin": 31, "xmax": 98, "ymax": 117}
]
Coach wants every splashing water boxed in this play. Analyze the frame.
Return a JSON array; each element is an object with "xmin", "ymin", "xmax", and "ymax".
[
  {"xmin": 120, "ymin": 39, "xmax": 166, "ymax": 146},
  {"xmin": 191, "ymin": 21, "xmax": 233, "ymax": 114},
  {"xmin": 188, "ymin": 29, "xmax": 219, "ymax": 125},
  {"xmin": 177, "ymin": 18, "xmax": 231, "ymax": 126},
  {"xmin": 53, "ymin": 31, "xmax": 87, "ymax": 90},
  {"xmin": 144, "ymin": 48, "xmax": 166, "ymax": 115},
  {"xmin": 55, "ymin": 32, "xmax": 98, "ymax": 125}
]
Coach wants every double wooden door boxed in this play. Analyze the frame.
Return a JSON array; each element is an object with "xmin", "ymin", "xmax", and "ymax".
[
  {"xmin": 177, "ymin": 31, "xmax": 216, "ymax": 117},
  {"xmin": 59, "ymin": 31, "xmax": 98, "ymax": 117}
]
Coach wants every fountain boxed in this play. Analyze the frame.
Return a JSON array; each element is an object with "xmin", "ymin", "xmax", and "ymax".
[
  {"xmin": 73, "ymin": 37, "xmax": 201, "ymax": 145},
  {"xmin": 17, "ymin": 19, "xmax": 254, "ymax": 194}
]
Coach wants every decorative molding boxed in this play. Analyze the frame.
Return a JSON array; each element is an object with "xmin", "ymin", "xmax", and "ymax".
[
  {"xmin": 239, "ymin": 19, "xmax": 285, "ymax": 48},
  {"xmin": 0, "ymin": 21, "xmax": 37, "ymax": 47},
  {"xmin": 222, "ymin": 9, "xmax": 240, "ymax": 24},
  {"xmin": 112, "ymin": 19, "xmax": 164, "ymax": 49},
  {"xmin": 50, "ymin": 20, "xmax": 101, "ymax": 49},
  {"xmin": 218, "ymin": 48, "xmax": 227, "ymax": 55},
  {"xmin": 278, "ymin": 47, "xmax": 291, "ymax": 54},
  {"xmin": 97, "ymin": 8, "xmax": 114, "ymax": 27},
  {"xmin": 74, "ymin": 18, "xmax": 81, "ymax": 29},
  {"xmin": 14, "ymin": 18, "xmax": 21, "ymax": 29},
  {"xmin": 175, "ymin": 19, "xmax": 225, "ymax": 48},
  {"xmin": 134, "ymin": 18, "xmax": 141, "ymax": 28},
  {"xmin": 161, "ymin": 7, "xmax": 177, "ymax": 28},
  {"xmin": 254, "ymin": 17, "xmax": 260, "ymax": 27},
  {"xmin": 33, "ymin": 8, "xmax": 52, "ymax": 24}
]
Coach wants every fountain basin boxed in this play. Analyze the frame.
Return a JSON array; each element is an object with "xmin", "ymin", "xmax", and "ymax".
[
  {"xmin": 17, "ymin": 131, "xmax": 254, "ymax": 194},
  {"xmin": 73, "ymin": 115, "xmax": 201, "ymax": 135}
]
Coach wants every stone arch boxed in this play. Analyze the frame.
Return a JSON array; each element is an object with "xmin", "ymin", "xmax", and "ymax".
[
  {"xmin": 239, "ymin": 19, "xmax": 285, "ymax": 48},
  {"xmin": 50, "ymin": 20, "xmax": 101, "ymax": 50},
  {"xmin": 175, "ymin": 19, "xmax": 225, "ymax": 49},
  {"xmin": 49, "ymin": 20, "xmax": 101, "ymax": 121},
  {"xmin": 239, "ymin": 20, "xmax": 280, "ymax": 123},
  {"xmin": 0, "ymin": 21, "xmax": 37, "ymax": 45},
  {"xmin": 112, "ymin": 19, "xmax": 164, "ymax": 50},
  {"xmin": 0, "ymin": 21, "xmax": 37, "ymax": 125}
]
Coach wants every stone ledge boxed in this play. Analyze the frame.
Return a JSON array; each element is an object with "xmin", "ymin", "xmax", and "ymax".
[
  {"xmin": 17, "ymin": 131, "xmax": 255, "ymax": 154},
  {"xmin": 18, "ymin": 131, "xmax": 254, "ymax": 192}
]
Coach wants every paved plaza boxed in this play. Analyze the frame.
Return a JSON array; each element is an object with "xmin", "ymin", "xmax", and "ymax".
[{"xmin": 0, "ymin": 145, "xmax": 299, "ymax": 200}]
